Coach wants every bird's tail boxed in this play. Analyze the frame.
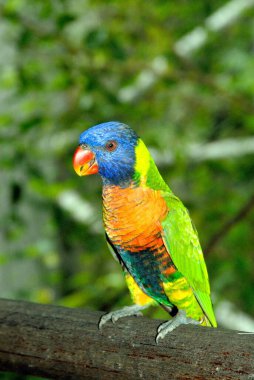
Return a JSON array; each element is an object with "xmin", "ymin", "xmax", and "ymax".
[{"xmin": 201, "ymin": 313, "xmax": 217, "ymax": 327}]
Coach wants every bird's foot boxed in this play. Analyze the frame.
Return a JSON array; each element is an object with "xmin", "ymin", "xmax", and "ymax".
[
  {"xmin": 99, "ymin": 304, "xmax": 148, "ymax": 329},
  {"xmin": 156, "ymin": 309, "xmax": 200, "ymax": 343}
]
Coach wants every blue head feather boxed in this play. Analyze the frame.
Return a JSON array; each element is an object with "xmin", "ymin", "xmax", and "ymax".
[{"xmin": 79, "ymin": 121, "xmax": 139, "ymax": 186}]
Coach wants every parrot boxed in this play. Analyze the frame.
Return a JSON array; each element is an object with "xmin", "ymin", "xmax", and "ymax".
[{"xmin": 73, "ymin": 121, "xmax": 217, "ymax": 342}]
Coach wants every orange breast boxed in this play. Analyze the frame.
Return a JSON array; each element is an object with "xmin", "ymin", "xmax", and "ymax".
[{"xmin": 103, "ymin": 185, "xmax": 168, "ymax": 251}]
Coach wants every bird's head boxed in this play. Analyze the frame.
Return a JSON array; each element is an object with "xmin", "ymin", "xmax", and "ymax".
[{"xmin": 73, "ymin": 121, "xmax": 143, "ymax": 186}]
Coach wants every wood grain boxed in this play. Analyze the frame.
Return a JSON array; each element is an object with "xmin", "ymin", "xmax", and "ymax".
[{"xmin": 0, "ymin": 298, "xmax": 253, "ymax": 379}]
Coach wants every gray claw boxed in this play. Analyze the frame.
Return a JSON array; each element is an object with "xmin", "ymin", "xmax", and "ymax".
[
  {"xmin": 98, "ymin": 305, "xmax": 148, "ymax": 330},
  {"xmin": 156, "ymin": 310, "xmax": 200, "ymax": 343}
]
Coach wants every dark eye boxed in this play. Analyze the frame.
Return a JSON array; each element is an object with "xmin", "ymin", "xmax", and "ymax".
[
  {"xmin": 105, "ymin": 140, "xmax": 118, "ymax": 152},
  {"xmin": 80, "ymin": 143, "xmax": 88, "ymax": 150}
]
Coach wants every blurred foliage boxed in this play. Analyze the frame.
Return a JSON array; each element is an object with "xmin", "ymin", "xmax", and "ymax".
[{"xmin": 0, "ymin": 0, "xmax": 254, "ymax": 376}]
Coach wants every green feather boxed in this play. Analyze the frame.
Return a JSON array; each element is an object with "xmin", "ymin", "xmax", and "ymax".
[
  {"xmin": 134, "ymin": 139, "xmax": 169, "ymax": 191},
  {"xmin": 132, "ymin": 138, "xmax": 216, "ymax": 326},
  {"xmin": 161, "ymin": 193, "xmax": 217, "ymax": 327}
]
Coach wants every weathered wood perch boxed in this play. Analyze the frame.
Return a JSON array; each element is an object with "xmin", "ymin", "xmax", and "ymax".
[{"xmin": 0, "ymin": 299, "xmax": 253, "ymax": 379}]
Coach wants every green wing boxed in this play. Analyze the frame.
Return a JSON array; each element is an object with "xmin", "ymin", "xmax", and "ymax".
[{"xmin": 161, "ymin": 192, "xmax": 217, "ymax": 327}]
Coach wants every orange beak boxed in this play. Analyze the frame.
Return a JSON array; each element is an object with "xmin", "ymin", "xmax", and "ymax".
[{"xmin": 73, "ymin": 146, "xmax": 98, "ymax": 176}]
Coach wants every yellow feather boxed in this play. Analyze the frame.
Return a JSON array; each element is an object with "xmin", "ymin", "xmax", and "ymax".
[
  {"xmin": 134, "ymin": 139, "xmax": 150, "ymax": 184},
  {"xmin": 125, "ymin": 273, "xmax": 156, "ymax": 306}
]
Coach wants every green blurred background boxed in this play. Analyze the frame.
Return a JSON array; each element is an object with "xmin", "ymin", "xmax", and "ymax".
[{"xmin": 1, "ymin": 0, "xmax": 254, "ymax": 377}]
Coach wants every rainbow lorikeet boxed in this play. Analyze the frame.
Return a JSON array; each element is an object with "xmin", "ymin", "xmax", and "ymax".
[{"xmin": 73, "ymin": 121, "xmax": 217, "ymax": 342}]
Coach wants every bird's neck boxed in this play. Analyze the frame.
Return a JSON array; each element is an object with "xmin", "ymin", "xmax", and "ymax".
[
  {"xmin": 101, "ymin": 140, "xmax": 170, "ymax": 191},
  {"xmin": 132, "ymin": 139, "xmax": 170, "ymax": 191},
  {"xmin": 101, "ymin": 176, "xmax": 134, "ymax": 188}
]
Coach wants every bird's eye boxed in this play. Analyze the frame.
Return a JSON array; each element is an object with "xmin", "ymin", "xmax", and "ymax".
[
  {"xmin": 105, "ymin": 140, "xmax": 118, "ymax": 152},
  {"xmin": 80, "ymin": 143, "xmax": 88, "ymax": 150}
]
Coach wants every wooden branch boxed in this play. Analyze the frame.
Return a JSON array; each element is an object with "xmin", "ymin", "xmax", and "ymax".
[
  {"xmin": 174, "ymin": 0, "xmax": 254, "ymax": 58},
  {"xmin": 152, "ymin": 136, "xmax": 254, "ymax": 167},
  {"xmin": 0, "ymin": 299, "xmax": 253, "ymax": 379},
  {"xmin": 205, "ymin": 193, "xmax": 254, "ymax": 255},
  {"xmin": 117, "ymin": 0, "xmax": 254, "ymax": 104}
]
